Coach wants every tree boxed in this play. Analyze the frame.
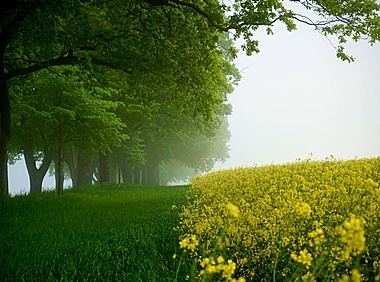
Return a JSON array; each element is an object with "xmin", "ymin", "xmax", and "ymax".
[
  {"xmin": 1, "ymin": 0, "xmax": 380, "ymax": 195},
  {"xmin": 138, "ymin": 32, "xmax": 239, "ymax": 185},
  {"xmin": 158, "ymin": 115, "xmax": 232, "ymax": 185},
  {"xmin": 160, "ymin": 159, "xmax": 198, "ymax": 186},
  {"xmin": 9, "ymin": 66, "xmax": 126, "ymax": 194},
  {"xmin": 139, "ymin": 99, "xmax": 233, "ymax": 185}
]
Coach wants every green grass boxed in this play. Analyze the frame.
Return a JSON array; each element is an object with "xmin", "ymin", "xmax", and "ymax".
[{"xmin": 0, "ymin": 184, "xmax": 189, "ymax": 281}]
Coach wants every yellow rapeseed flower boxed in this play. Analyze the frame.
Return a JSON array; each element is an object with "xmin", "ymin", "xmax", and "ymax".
[
  {"xmin": 179, "ymin": 234, "xmax": 199, "ymax": 252},
  {"xmin": 178, "ymin": 157, "xmax": 380, "ymax": 281},
  {"xmin": 222, "ymin": 259, "xmax": 237, "ymax": 279},
  {"xmin": 337, "ymin": 269, "xmax": 362, "ymax": 282},
  {"xmin": 337, "ymin": 274, "xmax": 350, "ymax": 282},
  {"xmin": 231, "ymin": 278, "xmax": 246, "ymax": 282},
  {"xmin": 308, "ymin": 228, "xmax": 325, "ymax": 247},
  {"xmin": 351, "ymin": 269, "xmax": 361, "ymax": 282},
  {"xmin": 336, "ymin": 215, "xmax": 366, "ymax": 260},
  {"xmin": 301, "ymin": 271, "xmax": 315, "ymax": 282},
  {"xmin": 291, "ymin": 249, "xmax": 313, "ymax": 269},
  {"xmin": 226, "ymin": 202, "xmax": 240, "ymax": 218},
  {"xmin": 366, "ymin": 178, "xmax": 379, "ymax": 187},
  {"xmin": 296, "ymin": 202, "xmax": 312, "ymax": 217}
]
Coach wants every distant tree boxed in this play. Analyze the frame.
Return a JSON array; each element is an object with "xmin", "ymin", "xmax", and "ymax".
[
  {"xmin": 139, "ymin": 101, "xmax": 232, "ymax": 185},
  {"xmin": 160, "ymin": 159, "xmax": 198, "ymax": 186},
  {"xmin": 138, "ymin": 32, "xmax": 238, "ymax": 185},
  {"xmin": 88, "ymin": 67, "xmax": 153, "ymax": 185},
  {"xmin": 158, "ymin": 116, "xmax": 232, "ymax": 186}
]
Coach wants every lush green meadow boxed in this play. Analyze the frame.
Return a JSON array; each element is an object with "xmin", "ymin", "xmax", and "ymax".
[{"xmin": 0, "ymin": 184, "xmax": 188, "ymax": 281}]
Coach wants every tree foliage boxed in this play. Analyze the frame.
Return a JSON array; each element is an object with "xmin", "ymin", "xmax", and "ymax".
[{"xmin": 9, "ymin": 66, "xmax": 126, "ymax": 193}]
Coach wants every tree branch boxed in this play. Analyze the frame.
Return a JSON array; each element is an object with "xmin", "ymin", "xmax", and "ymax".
[
  {"xmin": 5, "ymin": 50, "xmax": 78, "ymax": 80},
  {"xmin": 4, "ymin": 49, "xmax": 132, "ymax": 81},
  {"xmin": 168, "ymin": 0, "xmax": 228, "ymax": 32},
  {"xmin": 165, "ymin": 0, "xmax": 285, "ymax": 32}
]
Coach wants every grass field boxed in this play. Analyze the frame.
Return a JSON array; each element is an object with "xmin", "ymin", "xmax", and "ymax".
[{"xmin": 0, "ymin": 184, "xmax": 189, "ymax": 281}]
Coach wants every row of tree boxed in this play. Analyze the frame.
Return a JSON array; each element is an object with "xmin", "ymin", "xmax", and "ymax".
[
  {"xmin": 1, "ymin": 0, "xmax": 241, "ymax": 195},
  {"xmin": 1, "ymin": 0, "xmax": 380, "ymax": 196},
  {"xmin": 8, "ymin": 58, "xmax": 237, "ymax": 194}
]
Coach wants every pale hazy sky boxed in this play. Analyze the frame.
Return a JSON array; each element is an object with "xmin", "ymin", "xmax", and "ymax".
[
  {"xmin": 216, "ymin": 23, "xmax": 380, "ymax": 169},
  {"xmin": 8, "ymin": 22, "xmax": 380, "ymax": 194}
]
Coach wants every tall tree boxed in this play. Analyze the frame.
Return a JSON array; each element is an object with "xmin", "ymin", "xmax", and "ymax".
[
  {"xmin": 139, "ymin": 32, "xmax": 239, "ymax": 185},
  {"xmin": 10, "ymin": 66, "xmax": 126, "ymax": 194}
]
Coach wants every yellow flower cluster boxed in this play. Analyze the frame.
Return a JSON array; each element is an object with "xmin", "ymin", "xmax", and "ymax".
[
  {"xmin": 291, "ymin": 249, "xmax": 313, "ymax": 269},
  {"xmin": 199, "ymin": 256, "xmax": 244, "ymax": 281},
  {"xmin": 307, "ymin": 227, "xmax": 325, "ymax": 249},
  {"xmin": 295, "ymin": 202, "xmax": 312, "ymax": 217},
  {"xmin": 337, "ymin": 269, "xmax": 362, "ymax": 282},
  {"xmin": 179, "ymin": 234, "xmax": 199, "ymax": 252},
  {"xmin": 178, "ymin": 157, "xmax": 380, "ymax": 281},
  {"xmin": 336, "ymin": 215, "xmax": 366, "ymax": 261},
  {"xmin": 226, "ymin": 202, "xmax": 240, "ymax": 218},
  {"xmin": 300, "ymin": 271, "xmax": 315, "ymax": 282}
]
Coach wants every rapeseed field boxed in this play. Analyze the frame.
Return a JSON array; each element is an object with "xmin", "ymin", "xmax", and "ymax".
[{"xmin": 175, "ymin": 157, "xmax": 380, "ymax": 281}]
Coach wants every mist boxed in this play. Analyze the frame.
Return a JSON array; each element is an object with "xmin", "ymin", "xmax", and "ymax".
[{"xmin": 215, "ymin": 23, "xmax": 380, "ymax": 169}]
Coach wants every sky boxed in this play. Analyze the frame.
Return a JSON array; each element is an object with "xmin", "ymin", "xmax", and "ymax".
[
  {"xmin": 8, "ymin": 20, "xmax": 380, "ymax": 195},
  {"xmin": 216, "ymin": 23, "xmax": 380, "ymax": 169}
]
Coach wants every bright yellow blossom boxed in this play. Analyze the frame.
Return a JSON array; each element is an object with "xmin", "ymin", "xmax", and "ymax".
[
  {"xmin": 231, "ymin": 278, "xmax": 246, "ymax": 282},
  {"xmin": 296, "ymin": 202, "xmax": 312, "ymax": 217},
  {"xmin": 291, "ymin": 249, "xmax": 313, "ymax": 269},
  {"xmin": 179, "ymin": 234, "xmax": 199, "ymax": 252},
  {"xmin": 366, "ymin": 178, "xmax": 378, "ymax": 187},
  {"xmin": 301, "ymin": 271, "xmax": 315, "ymax": 282},
  {"xmin": 351, "ymin": 269, "xmax": 361, "ymax": 282},
  {"xmin": 217, "ymin": 256, "xmax": 225, "ymax": 264},
  {"xmin": 226, "ymin": 202, "xmax": 240, "ymax": 218},
  {"xmin": 336, "ymin": 215, "xmax": 366, "ymax": 260}
]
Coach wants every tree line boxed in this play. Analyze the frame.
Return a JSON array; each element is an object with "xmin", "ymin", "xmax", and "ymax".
[{"xmin": 1, "ymin": 0, "xmax": 380, "ymax": 196}]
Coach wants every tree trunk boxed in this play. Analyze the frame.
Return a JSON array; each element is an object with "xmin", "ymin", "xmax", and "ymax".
[
  {"xmin": 77, "ymin": 151, "xmax": 92, "ymax": 186},
  {"xmin": 120, "ymin": 164, "xmax": 133, "ymax": 184},
  {"xmin": 23, "ymin": 140, "xmax": 53, "ymax": 194},
  {"xmin": 146, "ymin": 159, "xmax": 160, "ymax": 186},
  {"xmin": 0, "ymin": 61, "xmax": 10, "ymax": 196},
  {"xmin": 65, "ymin": 148, "xmax": 78, "ymax": 188},
  {"xmin": 56, "ymin": 147, "xmax": 64, "ymax": 195},
  {"xmin": 99, "ymin": 151, "xmax": 110, "ymax": 184},
  {"xmin": 109, "ymin": 158, "xmax": 118, "ymax": 184},
  {"xmin": 133, "ymin": 166, "xmax": 141, "ymax": 184},
  {"xmin": 141, "ymin": 164, "xmax": 148, "ymax": 185},
  {"xmin": 0, "ymin": 135, "xmax": 8, "ymax": 197}
]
